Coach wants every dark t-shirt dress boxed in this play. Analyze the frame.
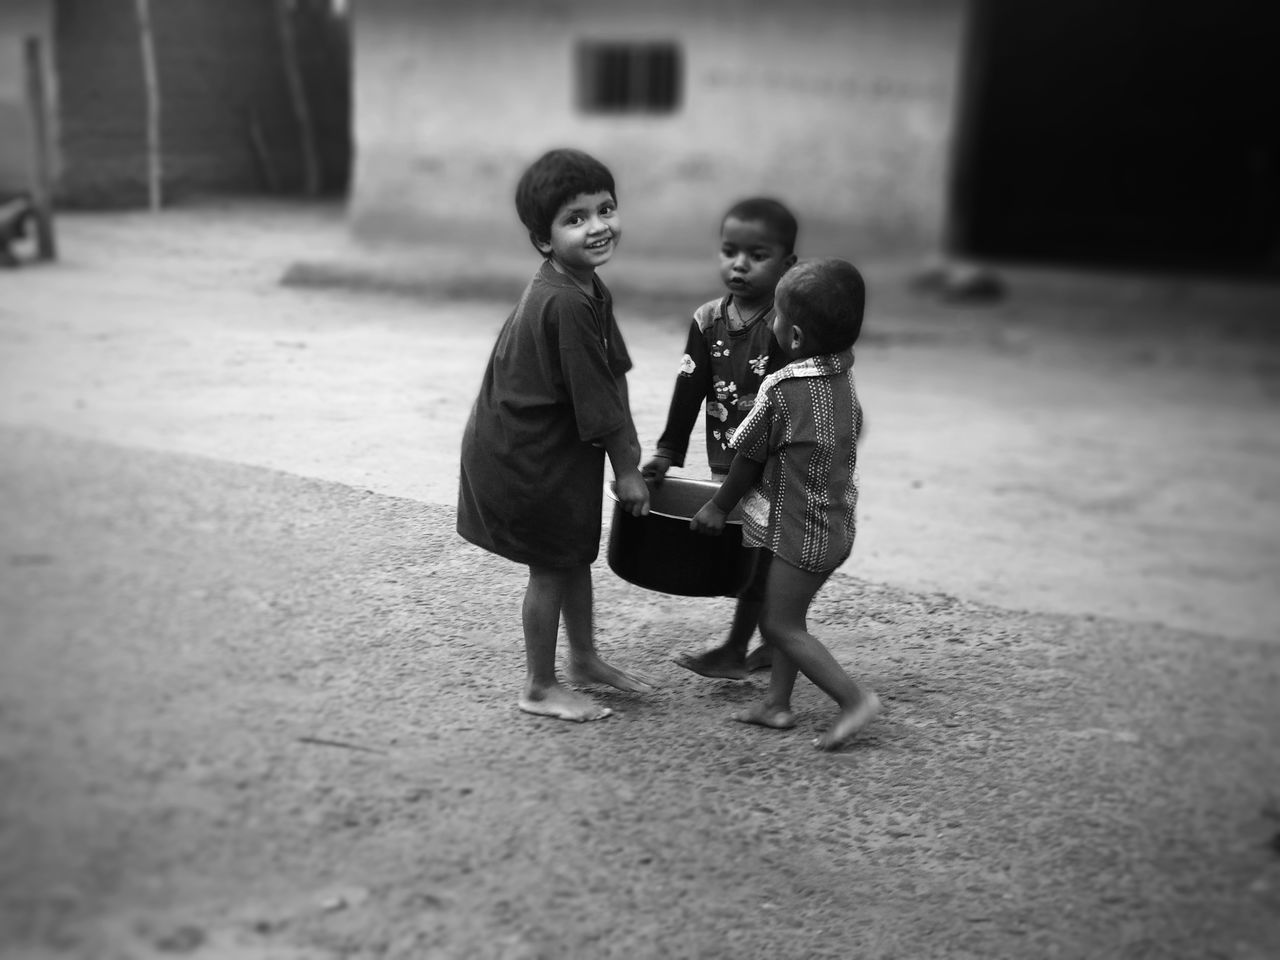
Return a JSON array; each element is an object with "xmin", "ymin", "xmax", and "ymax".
[{"xmin": 457, "ymin": 261, "xmax": 633, "ymax": 567}]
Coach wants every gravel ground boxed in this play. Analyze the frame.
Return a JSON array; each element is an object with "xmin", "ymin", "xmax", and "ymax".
[
  {"xmin": 2, "ymin": 203, "xmax": 1280, "ymax": 959},
  {"xmin": 3, "ymin": 427, "xmax": 1278, "ymax": 960}
]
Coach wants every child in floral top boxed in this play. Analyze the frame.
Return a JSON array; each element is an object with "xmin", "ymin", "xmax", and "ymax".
[
  {"xmin": 642, "ymin": 198, "xmax": 798, "ymax": 680},
  {"xmin": 692, "ymin": 258, "xmax": 880, "ymax": 751}
]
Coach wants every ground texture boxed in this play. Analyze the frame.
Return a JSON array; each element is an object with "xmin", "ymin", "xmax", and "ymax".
[{"xmin": 1, "ymin": 205, "xmax": 1278, "ymax": 959}]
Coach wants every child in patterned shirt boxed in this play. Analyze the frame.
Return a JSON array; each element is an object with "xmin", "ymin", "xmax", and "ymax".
[
  {"xmin": 642, "ymin": 197, "xmax": 798, "ymax": 680},
  {"xmin": 691, "ymin": 258, "xmax": 881, "ymax": 751}
]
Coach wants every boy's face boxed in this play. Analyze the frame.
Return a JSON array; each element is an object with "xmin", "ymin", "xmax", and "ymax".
[
  {"xmin": 719, "ymin": 216, "xmax": 796, "ymax": 307},
  {"xmin": 536, "ymin": 190, "xmax": 620, "ymax": 282}
]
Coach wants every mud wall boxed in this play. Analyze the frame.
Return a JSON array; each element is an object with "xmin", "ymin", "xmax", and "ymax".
[
  {"xmin": 53, "ymin": 0, "xmax": 303, "ymax": 206},
  {"xmin": 0, "ymin": 0, "xmax": 53, "ymax": 192},
  {"xmin": 350, "ymin": 0, "xmax": 965, "ymax": 260}
]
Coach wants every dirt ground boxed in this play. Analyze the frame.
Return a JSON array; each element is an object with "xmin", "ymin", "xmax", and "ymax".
[
  {"xmin": 1, "ymin": 202, "xmax": 1279, "ymax": 959},
  {"xmin": 3, "ymin": 203, "xmax": 1280, "ymax": 641}
]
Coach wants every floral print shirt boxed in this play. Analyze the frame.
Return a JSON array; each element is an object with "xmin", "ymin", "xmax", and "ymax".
[{"xmin": 654, "ymin": 295, "xmax": 785, "ymax": 476}]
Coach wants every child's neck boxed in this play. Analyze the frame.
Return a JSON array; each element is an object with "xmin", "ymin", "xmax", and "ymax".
[
  {"xmin": 549, "ymin": 258, "xmax": 597, "ymax": 295},
  {"xmin": 728, "ymin": 293, "xmax": 773, "ymax": 325}
]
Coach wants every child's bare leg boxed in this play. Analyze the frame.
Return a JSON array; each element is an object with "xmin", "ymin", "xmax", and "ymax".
[
  {"xmin": 519, "ymin": 564, "xmax": 612, "ymax": 722},
  {"xmin": 734, "ymin": 644, "xmax": 798, "ymax": 729},
  {"xmin": 673, "ymin": 597, "xmax": 760, "ymax": 679},
  {"xmin": 561, "ymin": 564, "xmax": 655, "ymax": 693},
  {"xmin": 758, "ymin": 558, "xmax": 880, "ymax": 750},
  {"xmin": 741, "ymin": 551, "xmax": 773, "ymax": 671},
  {"xmin": 744, "ymin": 639, "xmax": 772, "ymax": 672},
  {"xmin": 674, "ymin": 550, "xmax": 770, "ymax": 678}
]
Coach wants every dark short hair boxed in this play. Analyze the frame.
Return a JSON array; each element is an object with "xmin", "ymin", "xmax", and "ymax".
[
  {"xmin": 721, "ymin": 197, "xmax": 799, "ymax": 255},
  {"xmin": 515, "ymin": 148, "xmax": 616, "ymax": 256},
  {"xmin": 776, "ymin": 258, "xmax": 865, "ymax": 353}
]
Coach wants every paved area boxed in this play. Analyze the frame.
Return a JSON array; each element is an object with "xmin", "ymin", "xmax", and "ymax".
[{"xmin": 2, "ymin": 201, "xmax": 1279, "ymax": 641}]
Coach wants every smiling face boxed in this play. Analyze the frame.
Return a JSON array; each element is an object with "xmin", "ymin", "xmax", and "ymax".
[
  {"xmin": 536, "ymin": 190, "xmax": 620, "ymax": 287},
  {"xmin": 718, "ymin": 216, "xmax": 796, "ymax": 312}
]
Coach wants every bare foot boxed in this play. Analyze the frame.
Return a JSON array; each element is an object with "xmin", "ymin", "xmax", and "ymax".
[
  {"xmin": 733, "ymin": 702, "xmax": 796, "ymax": 729},
  {"xmin": 814, "ymin": 692, "xmax": 882, "ymax": 750},
  {"xmin": 566, "ymin": 655, "xmax": 656, "ymax": 693},
  {"xmin": 518, "ymin": 683, "xmax": 612, "ymax": 722},
  {"xmin": 744, "ymin": 645, "xmax": 772, "ymax": 672},
  {"xmin": 673, "ymin": 648, "xmax": 748, "ymax": 680}
]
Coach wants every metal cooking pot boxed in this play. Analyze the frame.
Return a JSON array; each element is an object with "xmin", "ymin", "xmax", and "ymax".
[{"xmin": 606, "ymin": 476, "xmax": 753, "ymax": 597}]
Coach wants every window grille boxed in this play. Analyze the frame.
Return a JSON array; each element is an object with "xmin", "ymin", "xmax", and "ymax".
[{"xmin": 577, "ymin": 41, "xmax": 682, "ymax": 113}]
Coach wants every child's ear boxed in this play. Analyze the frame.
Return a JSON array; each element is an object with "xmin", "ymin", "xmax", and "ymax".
[
  {"xmin": 782, "ymin": 253, "xmax": 798, "ymax": 270},
  {"xmin": 788, "ymin": 323, "xmax": 805, "ymax": 353},
  {"xmin": 531, "ymin": 231, "xmax": 553, "ymax": 256}
]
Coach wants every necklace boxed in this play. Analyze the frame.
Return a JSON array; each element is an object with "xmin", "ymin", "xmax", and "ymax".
[{"xmin": 729, "ymin": 298, "xmax": 773, "ymax": 332}]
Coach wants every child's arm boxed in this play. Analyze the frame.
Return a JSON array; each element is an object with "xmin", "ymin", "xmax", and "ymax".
[
  {"xmin": 642, "ymin": 319, "xmax": 713, "ymax": 481},
  {"xmin": 690, "ymin": 452, "xmax": 763, "ymax": 534},
  {"xmin": 604, "ymin": 375, "xmax": 650, "ymax": 517},
  {"xmin": 553, "ymin": 293, "xmax": 649, "ymax": 516}
]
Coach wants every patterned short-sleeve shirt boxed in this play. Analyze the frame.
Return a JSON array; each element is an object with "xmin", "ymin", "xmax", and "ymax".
[{"xmin": 729, "ymin": 349, "xmax": 862, "ymax": 573}]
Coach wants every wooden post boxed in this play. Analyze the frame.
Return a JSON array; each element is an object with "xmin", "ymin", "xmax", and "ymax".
[
  {"xmin": 275, "ymin": 0, "xmax": 321, "ymax": 196},
  {"xmin": 23, "ymin": 35, "xmax": 56, "ymax": 261},
  {"xmin": 133, "ymin": 0, "xmax": 163, "ymax": 210}
]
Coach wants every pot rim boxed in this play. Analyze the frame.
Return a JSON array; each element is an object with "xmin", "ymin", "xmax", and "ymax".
[{"xmin": 607, "ymin": 479, "xmax": 744, "ymax": 525}]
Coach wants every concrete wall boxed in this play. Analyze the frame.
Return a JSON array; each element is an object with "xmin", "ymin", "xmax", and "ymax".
[
  {"xmin": 0, "ymin": 0, "xmax": 54, "ymax": 191},
  {"xmin": 350, "ymin": 0, "xmax": 965, "ymax": 260}
]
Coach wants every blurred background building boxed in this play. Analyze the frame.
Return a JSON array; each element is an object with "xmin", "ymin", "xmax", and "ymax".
[
  {"xmin": 0, "ymin": 0, "xmax": 349, "ymax": 207},
  {"xmin": 0, "ymin": 0, "xmax": 1276, "ymax": 276},
  {"xmin": 349, "ymin": 0, "xmax": 961, "ymax": 262}
]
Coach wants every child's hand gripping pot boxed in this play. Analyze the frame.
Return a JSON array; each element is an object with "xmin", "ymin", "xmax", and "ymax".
[
  {"xmin": 615, "ymin": 468, "xmax": 650, "ymax": 518},
  {"xmin": 690, "ymin": 499, "xmax": 728, "ymax": 535}
]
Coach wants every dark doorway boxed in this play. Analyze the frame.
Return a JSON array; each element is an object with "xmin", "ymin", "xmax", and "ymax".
[
  {"xmin": 948, "ymin": 0, "xmax": 1280, "ymax": 277},
  {"xmin": 293, "ymin": 0, "xmax": 352, "ymax": 196}
]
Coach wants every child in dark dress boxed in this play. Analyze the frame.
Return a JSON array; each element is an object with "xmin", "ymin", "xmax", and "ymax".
[
  {"xmin": 457, "ymin": 148, "xmax": 653, "ymax": 723},
  {"xmin": 642, "ymin": 198, "xmax": 798, "ymax": 679}
]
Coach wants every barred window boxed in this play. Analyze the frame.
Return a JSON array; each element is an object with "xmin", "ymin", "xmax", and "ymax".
[{"xmin": 577, "ymin": 41, "xmax": 682, "ymax": 113}]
